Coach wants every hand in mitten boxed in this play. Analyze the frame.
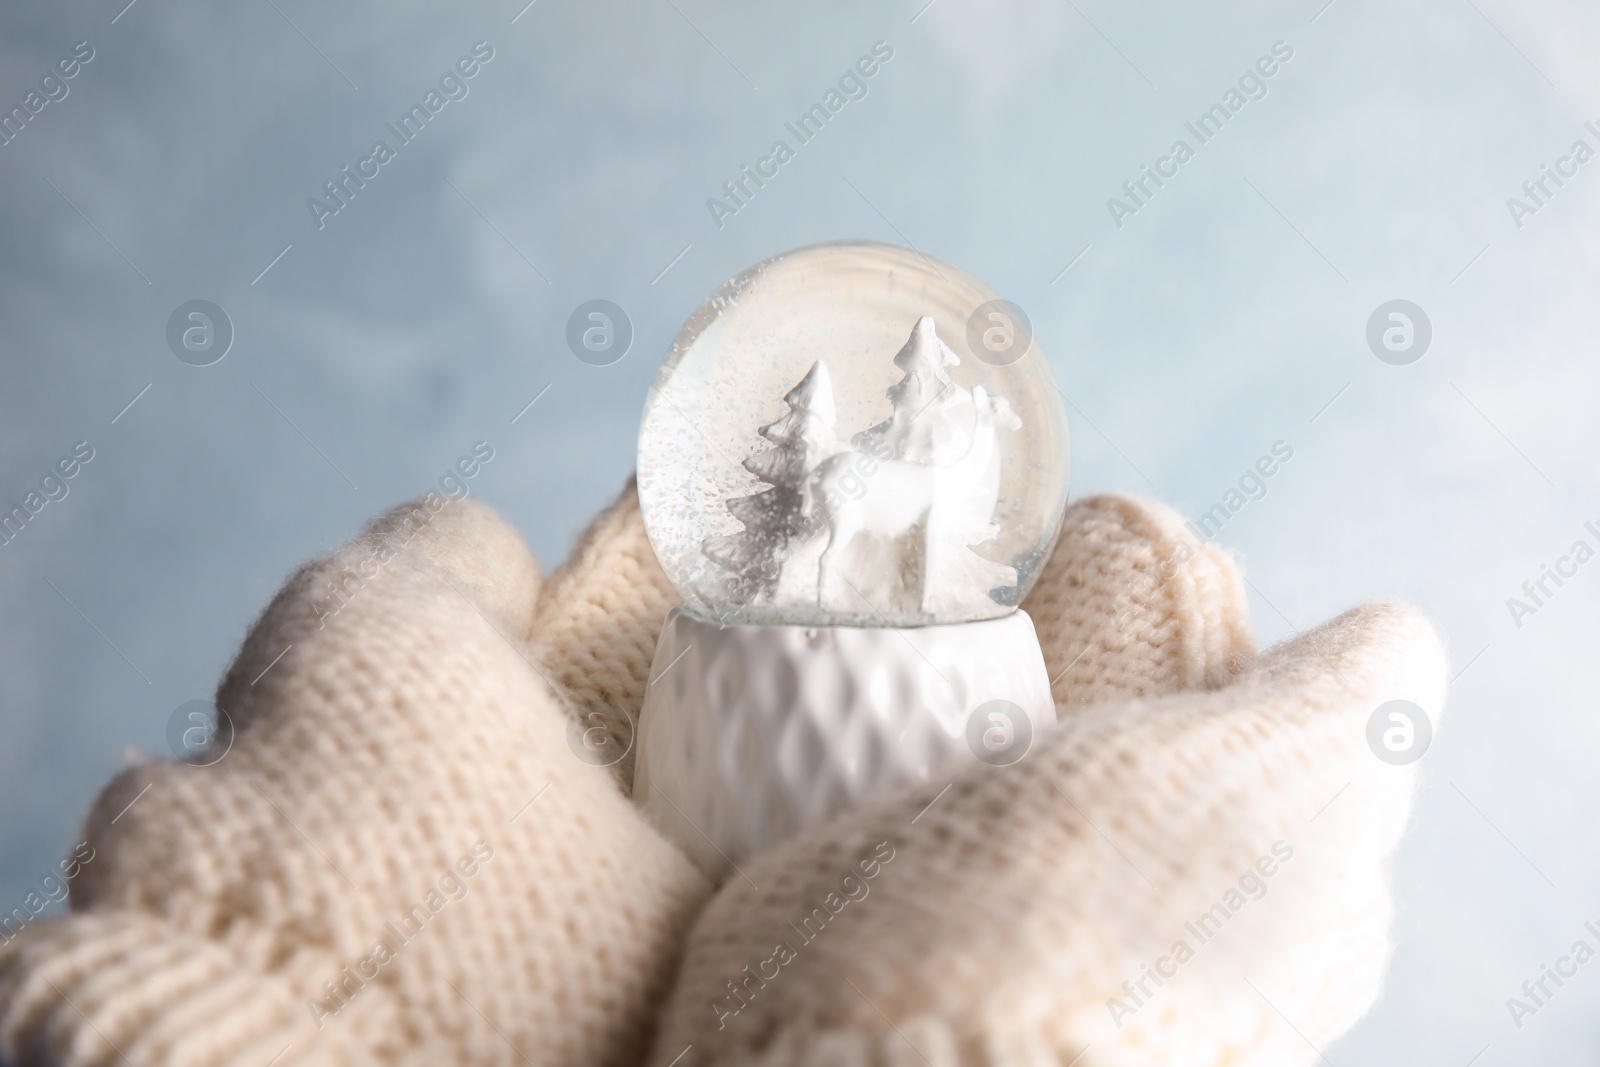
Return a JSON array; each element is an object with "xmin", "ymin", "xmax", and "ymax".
[
  {"xmin": 0, "ymin": 488, "xmax": 709, "ymax": 1067},
  {"xmin": 0, "ymin": 484, "xmax": 1445, "ymax": 1067},
  {"xmin": 646, "ymin": 493, "xmax": 1447, "ymax": 1066}
]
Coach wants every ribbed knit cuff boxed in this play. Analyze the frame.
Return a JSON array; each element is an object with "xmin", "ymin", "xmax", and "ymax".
[{"xmin": 0, "ymin": 911, "xmax": 349, "ymax": 1067}]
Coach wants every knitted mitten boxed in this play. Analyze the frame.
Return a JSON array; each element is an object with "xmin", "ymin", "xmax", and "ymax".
[
  {"xmin": 644, "ymin": 494, "xmax": 1447, "ymax": 1066},
  {"xmin": 0, "ymin": 489, "xmax": 709, "ymax": 1067},
  {"xmin": 0, "ymin": 484, "xmax": 1445, "ymax": 1067}
]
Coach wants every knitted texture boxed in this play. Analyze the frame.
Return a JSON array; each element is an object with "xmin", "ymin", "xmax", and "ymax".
[
  {"xmin": 0, "ymin": 493, "xmax": 709, "ymax": 1067},
  {"xmin": 530, "ymin": 478, "xmax": 679, "ymax": 790},
  {"xmin": 0, "ymin": 484, "xmax": 1445, "ymax": 1067},
  {"xmin": 1022, "ymin": 493, "xmax": 1255, "ymax": 706},
  {"xmin": 646, "ymin": 602, "xmax": 1446, "ymax": 1066}
]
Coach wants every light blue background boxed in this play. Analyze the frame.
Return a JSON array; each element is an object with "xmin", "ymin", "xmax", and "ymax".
[{"xmin": 2, "ymin": 0, "xmax": 1597, "ymax": 1061}]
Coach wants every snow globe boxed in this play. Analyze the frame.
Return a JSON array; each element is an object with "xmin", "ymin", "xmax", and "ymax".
[{"xmin": 633, "ymin": 240, "xmax": 1070, "ymax": 880}]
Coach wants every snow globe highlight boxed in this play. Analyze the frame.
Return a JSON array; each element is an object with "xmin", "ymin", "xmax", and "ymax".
[{"xmin": 633, "ymin": 240, "xmax": 1071, "ymax": 880}]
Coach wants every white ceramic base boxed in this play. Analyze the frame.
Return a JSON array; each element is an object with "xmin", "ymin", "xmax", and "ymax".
[{"xmin": 633, "ymin": 607, "xmax": 1056, "ymax": 881}]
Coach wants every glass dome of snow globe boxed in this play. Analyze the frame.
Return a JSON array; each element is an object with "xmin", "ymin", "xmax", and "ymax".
[{"xmin": 637, "ymin": 239, "xmax": 1070, "ymax": 629}]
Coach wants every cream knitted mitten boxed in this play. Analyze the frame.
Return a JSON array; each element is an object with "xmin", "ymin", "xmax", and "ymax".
[
  {"xmin": 647, "ymin": 494, "xmax": 1447, "ymax": 1065},
  {"xmin": 0, "ymin": 483, "xmax": 1446, "ymax": 1067},
  {"xmin": 0, "ymin": 491, "xmax": 710, "ymax": 1067}
]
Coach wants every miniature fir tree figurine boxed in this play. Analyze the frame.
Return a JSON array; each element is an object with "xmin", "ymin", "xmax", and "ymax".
[
  {"xmin": 701, "ymin": 319, "xmax": 1022, "ymax": 620},
  {"xmin": 701, "ymin": 361, "xmax": 842, "ymax": 606},
  {"xmin": 839, "ymin": 316, "xmax": 1018, "ymax": 614},
  {"xmin": 853, "ymin": 315, "xmax": 972, "ymax": 465}
]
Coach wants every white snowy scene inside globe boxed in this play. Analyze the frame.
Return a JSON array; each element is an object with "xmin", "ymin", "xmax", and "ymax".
[{"xmin": 637, "ymin": 240, "xmax": 1071, "ymax": 628}]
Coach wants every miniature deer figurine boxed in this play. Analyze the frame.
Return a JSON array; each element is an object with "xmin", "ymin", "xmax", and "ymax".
[{"xmin": 807, "ymin": 385, "xmax": 1020, "ymax": 615}]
